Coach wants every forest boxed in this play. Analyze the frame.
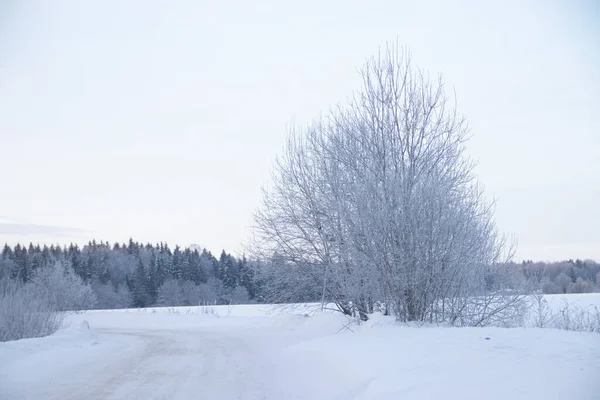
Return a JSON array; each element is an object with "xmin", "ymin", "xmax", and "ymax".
[
  {"xmin": 0, "ymin": 239, "xmax": 259, "ymax": 311},
  {"xmin": 0, "ymin": 239, "xmax": 598, "ymax": 313}
]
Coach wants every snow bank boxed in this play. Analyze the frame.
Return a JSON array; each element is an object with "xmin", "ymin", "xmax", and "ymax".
[
  {"xmin": 0, "ymin": 321, "xmax": 141, "ymax": 400},
  {"xmin": 0, "ymin": 320, "xmax": 98, "ymax": 365},
  {"xmin": 274, "ymin": 315, "xmax": 600, "ymax": 399}
]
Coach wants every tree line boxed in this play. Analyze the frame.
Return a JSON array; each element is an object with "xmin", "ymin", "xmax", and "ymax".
[
  {"xmin": 0, "ymin": 239, "xmax": 260, "ymax": 310},
  {"xmin": 515, "ymin": 259, "xmax": 600, "ymax": 294},
  {"xmin": 2, "ymin": 238, "xmax": 596, "ymax": 311}
]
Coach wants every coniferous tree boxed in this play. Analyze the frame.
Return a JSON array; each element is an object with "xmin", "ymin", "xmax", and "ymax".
[
  {"xmin": 132, "ymin": 258, "xmax": 149, "ymax": 307},
  {"xmin": 29, "ymin": 249, "xmax": 43, "ymax": 277},
  {"xmin": 172, "ymin": 246, "xmax": 183, "ymax": 280},
  {"xmin": 217, "ymin": 250, "xmax": 227, "ymax": 281},
  {"xmin": 2, "ymin": 244, "xmax": 12, "ymax": 259},
  {"xmin": 181, "ymin": 249, "xmax": 193, "ymax": 282},
  {"xmin": 146, "ymin": 253, "xmax": 158, "ymax": 304},
  {"xmin": 13, "ymin": 244, "xmax": 29, "ymax": 281},
  {"xmin": 68, "ymin": 244, "xmax": 82, "ymax": 280},
  {"xmin": 41, "ymin": 245, "xmax": 51, "ymax": 265}
]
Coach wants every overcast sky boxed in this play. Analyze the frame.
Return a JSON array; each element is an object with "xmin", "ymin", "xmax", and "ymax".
[{"xmin": 0, "ymin": 0, "xmax": 598, "ymax": 261}]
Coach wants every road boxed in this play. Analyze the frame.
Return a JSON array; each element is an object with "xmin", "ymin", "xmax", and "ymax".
[{"xmin": 2, "ymin": 324, "xmax": 281, "ymax": 400}]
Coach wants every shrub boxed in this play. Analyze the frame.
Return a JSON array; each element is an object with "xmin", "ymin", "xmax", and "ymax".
[{"xmin": 0, "ymin": 278, "xmax": 64, "ymax": 342}]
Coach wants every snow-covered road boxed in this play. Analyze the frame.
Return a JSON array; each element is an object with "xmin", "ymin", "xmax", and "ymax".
[
  {"xmin": 54, "ymin": 327, "xmax": 271, "ymax": 400},
  {"xmin": 0, "ymin": 313, "xmax": 288, "ymax": 400}
]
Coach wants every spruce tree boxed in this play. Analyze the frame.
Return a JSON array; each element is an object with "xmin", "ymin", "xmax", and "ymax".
[{"xmin": 132, "ymin": 259, "xmax": 149, "ymax": 307}]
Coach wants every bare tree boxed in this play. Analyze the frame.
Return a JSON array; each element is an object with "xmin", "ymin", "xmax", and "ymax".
[
  {"xmin": 92, "ymin": 282, "xmax": 131, "ymax": 309},
  {"xmin": 568, "ymin": 278, "xmax": 595, "ymax": 294},
  {"xmin": 157, "ymin": 279, "xmax": 186, "ymax": 306},
  {"xmin": 555, "ymin": 272, "xmax": 572, "ymax": 294},
  {"xmin": 29, "ymin": 260, "xmax": 97, "ymax": 312},
  {"xmin": 252, "ymin": 41, "xmax": 524, "ymax": 325}
]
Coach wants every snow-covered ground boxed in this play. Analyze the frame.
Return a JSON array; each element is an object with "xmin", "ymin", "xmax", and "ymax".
[
  {"xmin": 1, "ymin": 295, "xmax": 599, "ymax": 400},
  {"xmin": 543, "ymin": 292, "xmax": 600, "ymax": 312}
]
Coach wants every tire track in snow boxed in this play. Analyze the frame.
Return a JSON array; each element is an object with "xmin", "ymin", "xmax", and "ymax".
[{"xmin": 43, "ymin": 328, "xmax": 271, "ymax": 400}]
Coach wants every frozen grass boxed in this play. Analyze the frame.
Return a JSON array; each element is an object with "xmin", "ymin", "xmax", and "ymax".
[{"xmin": 526, "ymin": 293, "xmax": 600, "ymax": 333}]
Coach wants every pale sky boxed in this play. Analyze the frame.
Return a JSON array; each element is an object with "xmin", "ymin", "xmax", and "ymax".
[{"xmin": 0, "ymin": 0, "xmax": 598, "ymax": 262}]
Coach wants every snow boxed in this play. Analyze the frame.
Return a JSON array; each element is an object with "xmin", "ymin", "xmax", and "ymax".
[
  {"xmin": 544, "ymin": 293, "xmax": 600, "ymax": 312},
  {"xmin": 1, "ymin": 296, "xmax": 599, "ymax": 400},
  {"xmin": 277, "ymin": 315, "xmax": 600, "ymax": 400}
]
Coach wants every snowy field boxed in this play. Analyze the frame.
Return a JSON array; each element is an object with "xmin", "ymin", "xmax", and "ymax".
[
  {"xmin": 543, "ymin": 293, "xmax": 600, "ymax": 312},
  {"xmin": 1, "ymin": 295, "xmax": 599, "ymax": 400}
]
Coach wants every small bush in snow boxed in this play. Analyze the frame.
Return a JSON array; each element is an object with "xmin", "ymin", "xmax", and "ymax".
[
  {"xmin": 0, "ymin": 260, "xmax": 100, "ymax": 342},
  {"xmin": 0, "ymin": 278, "xmax": 64, "ymax": 342}
]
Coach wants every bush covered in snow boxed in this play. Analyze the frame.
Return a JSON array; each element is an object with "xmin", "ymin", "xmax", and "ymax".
[
  {"xmin": 0, "ymin": 278, "xmax": 64, "ymax": 342},
  {"xmin": 251, "ymin": 41, "xmax": 527, "ymax": 325},
  {"xmin": 0, "ymin": 260, "xmax": 97, "ymax": 342}
]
